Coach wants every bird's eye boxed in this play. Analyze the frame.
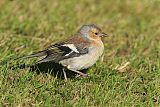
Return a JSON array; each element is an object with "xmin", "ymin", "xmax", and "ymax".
[{"xmin": 95, "ymin": 33, "xmax": 98, "ymax": 35}]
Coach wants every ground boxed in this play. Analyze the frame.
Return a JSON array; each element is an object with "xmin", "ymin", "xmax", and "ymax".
[{"xmin": 0, "ymin": 0, "xmax": 160, "ymax": 106}]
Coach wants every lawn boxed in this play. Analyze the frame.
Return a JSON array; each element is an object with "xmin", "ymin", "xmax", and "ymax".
[{"xmin": 0, "ymin": 0, "xmax": 160, "ymax": 106}]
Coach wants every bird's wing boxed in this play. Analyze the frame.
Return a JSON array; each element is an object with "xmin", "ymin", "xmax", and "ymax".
[{"xmin": 20, "ymin": 35, "xmax": 90, "ymax": 64}]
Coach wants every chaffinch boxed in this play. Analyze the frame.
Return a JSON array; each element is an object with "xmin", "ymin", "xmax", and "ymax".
[{"xmin": 20, "ymin": 24, "xmax": 107, "ymax": 80}]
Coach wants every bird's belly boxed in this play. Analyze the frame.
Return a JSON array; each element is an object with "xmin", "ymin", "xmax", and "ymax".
[{"xmin": 59, "ymin": 47, "xmax": 104, "ymax": 70}]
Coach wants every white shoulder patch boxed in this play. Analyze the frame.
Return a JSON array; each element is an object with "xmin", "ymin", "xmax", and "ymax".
[{"xmin": 62, "ymin": 44, "xmax": 79, "ymax": 53}]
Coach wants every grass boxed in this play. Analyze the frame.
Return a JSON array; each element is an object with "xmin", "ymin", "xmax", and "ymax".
[{"xmin": 0, "ymin": 0, "xmax": 160, "ymax": 106}]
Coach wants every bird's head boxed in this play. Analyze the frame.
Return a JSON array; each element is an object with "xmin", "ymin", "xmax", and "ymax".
[{"xmin": 77, "ymin": 24, "xmax": 107, "ymax": 41}]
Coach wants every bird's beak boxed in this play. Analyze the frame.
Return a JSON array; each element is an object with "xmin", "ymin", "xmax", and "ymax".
[{"xmin": 99, "ymin": 32, "xmax": 108, "ymax": 37}]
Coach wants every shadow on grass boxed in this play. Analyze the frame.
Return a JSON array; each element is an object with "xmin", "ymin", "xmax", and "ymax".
[
  {"xmin": 12, "ymin": 61, "xmax": 87, "ymax": 80},
  {"xmin": 29, "ymin": 62, "xmax": 76, "ymax": 80}
]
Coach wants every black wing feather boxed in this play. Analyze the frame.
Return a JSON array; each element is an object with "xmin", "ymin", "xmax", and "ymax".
[
  {"xmin": 18, "ymin": 42, "xmax": 89, "ymax": 64},
  {"xmin": 37, "ymin": 42, "xmax": 89, "ymax": 63}
]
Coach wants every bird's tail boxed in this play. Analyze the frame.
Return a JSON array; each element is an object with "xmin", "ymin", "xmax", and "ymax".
[{"xmin": 16, "ymin": 50, "xmax": 47, "ymax": 60}]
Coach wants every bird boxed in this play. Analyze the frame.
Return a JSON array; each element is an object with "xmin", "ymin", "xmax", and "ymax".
[{"xmin": 18, "ymin": 24, "xmax": 107, "ymax": 80}]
